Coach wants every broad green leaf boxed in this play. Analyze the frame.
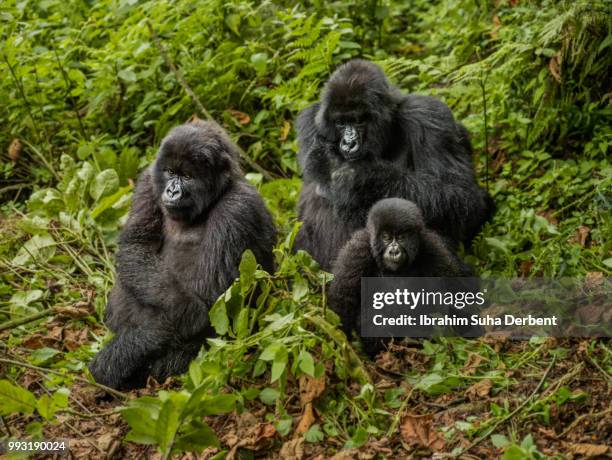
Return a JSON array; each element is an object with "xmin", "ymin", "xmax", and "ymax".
[
  {"xmin": 209, "ymin": 298, "xmax": 229, "ymax": 335},
  {"xmin": 90, "ymin": 169, "xmax": 120, "ymax": 201},
  {"xmin": 0, "ymin": 380, "xmax": 37, "ymax": 416},
  {"xmin": 259, "ymin": 388, "xmax": 279, "ymax": 405},
  {"xmin": 297, "ymin": 350, "xmax": 315, "ymax": 377},
  {"xmin": 156, "ymin": 399, "xmax": 181, "ymax": 455},
  {"xmin": 12, "ymin": 234, "xmax": 56, "ymax": 266}
]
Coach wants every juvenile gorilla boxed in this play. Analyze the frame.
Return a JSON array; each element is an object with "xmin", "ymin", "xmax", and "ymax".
[
  {"xmin": 296, "ymin": 59, "xmax": 494, "ymax": 270},
  {"xmin": 328, "ymin": 198, "xmax": 473, "ymax": 357},
  {"xmin": 89, "ymin": 120, "xmax": 276, "ymax": 389}
]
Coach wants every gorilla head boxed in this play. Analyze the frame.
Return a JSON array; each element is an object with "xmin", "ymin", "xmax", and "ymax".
[
  {"xmin": 315, "ymin": 59, "xmax": 398, "ymax": 161},
  {"xmin": 153, "ymin": 121, "xmax": 240, "ymax": 222},
  {"xmin": 367, "ymin": 198, "xmax": 424, "ymax": 272}
]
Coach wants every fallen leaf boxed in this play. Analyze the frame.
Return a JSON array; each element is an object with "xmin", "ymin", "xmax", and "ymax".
[
  {"xmin": 549, "ymin": 53, "xmax": 562, "ymax": 83},
  {"xmin": 226, "ymin": 423, "xmax": 276, "ymax": 460},
  {"xmin": 299, "ymin": 374, "xmax": 325, "ymax": 406},
  {"xmin": 490, "ymin": 15, "xmax": 500, "ymax": 39},
  {"xmin": 585, "ymin": 272, "xmax": 604, "ymax": 290},
  {"xmin": 565, "ymin": 442, "xmax": 609, "ymax": 457},
  {"xmin": 54, "ymin": 306, "xmax": 91, "ymax": 319},
  {"xmin": 400, "ymin": 414, "xmax": 445, "ymax": 451},
  {"xmin": 228, "ymin": 109, "xmax": 251, "ymax": 125},
  {"xmin": 462, "ymin": 353, "xmax": 483, "ymax": 375},
  {"xmin": 295, "ymin": 402, "xmax": 316, "ymax": 435},
  {"xmin": 280, "ymin": 120, "xmax": 291, "ymax": 141},
  {"xmin": 8, "ymin": 138, "xmax": 21, "ymax": 162},
  {"xmin": 63, "ymin": 326, "xmax": 89, "ymax": 351},
  {"xmin": 465, "ymin": 379, "xmax": 492, "ymax": 401},
  {"xmin": 569, "ymin": 225, "xmax": 590, "ymax": 247},
  {"xmin": 279, "ymin": 437, "xmax": 304, "ymax": 460}
]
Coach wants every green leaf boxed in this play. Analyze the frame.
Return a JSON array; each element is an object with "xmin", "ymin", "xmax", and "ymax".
[
  {"xmin": 201, "ymin": 394, "xmax": 236, "ymax": 416},
  {"xmin": 90, "ymin": 185, "xmax": 132, "ymax": 219},
  {"xmin": 259, "ymin": 388, "xmax": 279, "ymax": 405},
  {"xmin": 36, "ymin": 394, "xmax": 57, "ymax": 420},
  {"xmin": 174, "ymin": 421, "xmax": 219, "ymax": 452},
  {"xmin": 118, "ymin": 147, "xmax": 140, "ymax": 185},
  {"xmin": 275, "ymin": 416, "xmax": 293, "ymax": 436},
  {"xmin": 297, "ymin": 350, "xmax": 315, "ymax": 376},
  {"xmin": 29, "ymin": 347, "xmax": 60, "ymax": 366},
  {"xmin": 250, "ymin": 53, "xmax": 269, "ymax": 75},
  {"xmin": 225, "ymin": 14, "xmax": 241, "ymax": 35},
  {"xmin": 344, "ymin": 426, "xmax": 368, "ymax": 448},
  {"xmin": 156, "ymin": 399, "xmax": 181, "ymax": 455},
  {"xmin": 118, "ymin": 68, "xmax": 137, "ymax": 82},
  {"xmin": 304, "ymin": 424, "xmax": 324, "ymax": 443},
  {"xmin": 491, "ymin": 434, "xmax": 510, "ymax": 448},
  {"xmin": 121, "ymin": 405, "xmax": 158, "ymax": 445},
  {"xmin": 209, "ymin": 298, "xmax": 229, "ymax": 335},
  {"xmin": 0, "ymin": 380, "xmax": 37, "ymax": 416},
  {"xmin": 90, "ymin": 169, "xmax": 120, "ymax": 201},
  {"xmin": 12, "ymin": 234, "xmax": 56, "ymax": 266}
]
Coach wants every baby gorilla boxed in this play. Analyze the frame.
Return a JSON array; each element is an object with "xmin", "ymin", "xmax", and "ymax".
[
  {"xmin": 328, "ymin": 198, "xmax": 472, "ymax": 357},
  {"xmin": 89, "ymin": 120, "xmax": 276, "ymax": 389}
]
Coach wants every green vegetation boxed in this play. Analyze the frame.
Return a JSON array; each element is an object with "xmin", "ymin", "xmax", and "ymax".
[{"xmin": 1, "ymin": 0, "xmax": 610, "ymax": 458}]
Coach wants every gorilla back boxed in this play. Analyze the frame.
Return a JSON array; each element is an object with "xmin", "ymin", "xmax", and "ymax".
[
  {"xmin": 89, "ymin": 120, "xmax": 276, "ymax": 389},
  {"xmin": 295, "ymin": 59, "xmax": 494, "ymax": 271}
]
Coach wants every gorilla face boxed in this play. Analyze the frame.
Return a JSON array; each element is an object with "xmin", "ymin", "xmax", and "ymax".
[
  {"xmin": 367, "ymin": 198, "xmax": 425, "ymax": 273},
  {"xmin": 377, "ymin": 230, "xmax": 419, "ymax": 272},
  {"xmin": 315, "ymin": 60, "xmax": 396, "ymax": 161},
  {"xmin": 153, "ymin": 123, "xmax": 236, "ymax": 222}
]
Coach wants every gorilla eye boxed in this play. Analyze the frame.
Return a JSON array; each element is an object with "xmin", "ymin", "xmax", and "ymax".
[
  {"xmin": 381, "ymin": 232, "xmax": 391, "ymax": 241},
  {"xmin": 164, "ymin": 168, "xmax": 175, "ymax": 175},
  {"xmin": 183, "ymin": 173, "xmax": 192, "ymax": 180}
]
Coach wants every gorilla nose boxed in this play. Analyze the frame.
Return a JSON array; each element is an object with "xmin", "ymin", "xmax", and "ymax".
[
  {"xmin": 388, "ymin": 246, "xmax": 401, "ymax": 258},
  {"xmin": 164, "ymin": 183, "xmax": 182, "ymax": 202}
]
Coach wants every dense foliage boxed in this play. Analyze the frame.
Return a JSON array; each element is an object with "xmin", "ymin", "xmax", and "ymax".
[{"xmin": 1, "ymin": 0, "xmax": 610, "ymax": 458}]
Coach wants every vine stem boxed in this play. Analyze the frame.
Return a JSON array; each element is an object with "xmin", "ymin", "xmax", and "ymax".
[
  {"xmin": 456, "ymin": 354, "xmax": 556, "ymax": 457},
  {"xmin": 0, "ymin": 357, "xmax": 128, "ymax": 401}
]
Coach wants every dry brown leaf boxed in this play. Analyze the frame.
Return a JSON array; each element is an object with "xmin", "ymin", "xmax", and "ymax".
[
  {"xmin": 491, "ymin": 15, "xmax": 501, "ymax": 40},
  {"xmin": 400, "ymin": 415, "xmax": 445, "ymax": 451},
  {"xmin": 462, "ymin": 352, "xmax": 483, "ymax": 375},
  {"xmin": 54, "ymin": 306, "xmax": 91, "ymax": 319},
  {"xmin": 329, "ymin": 449, "xmax": 360, "ymax": 460},
  {"xmin": 280, "ymin": 120, "xmax": 291, "ymax": 141},
  {"xmin": 279, "ymin": 437, "xmax": 304, "ymax": 460},
  {"xmin": 8, "ymin": 138, "xmax": 21, "ymax": 162},
  {"xmin": 573, "ymin": 225, "xmax": 590, "ymax": 247},
  {"xmin": 299, "ymin": 374, "xmax": 325, "ymax": 406},
  {"xmin": 565, "ymin": 442, "xmax": 609, "ymax": 457},
  {"xmin": 465, "ymin": 379, "xmax": 492, "ymax": 401},
  {"xmin": 519, "ymin": 260, "xmax": 533, "ymax": 277},
  {"xmin": 226, "ymin": 422, "xmax": 276, "ymax": 460},
  {"xmin": 228, "ymin": 109, "xmax": 251, "ymax": 125},
  {"xmin": 585, "ymin": 271, "xmax": 604, "ymax": 290},
  {"xmin": 295, "ymin": 402, "xmax": 316, "ymax": 435},
  {"xmin": 45, "ymin": 325, "xmax": 63, "ymax": 342},
  {"xmin": 549, "ymin": 53, "xmax": 562, "ymax": 82},
  {"xmin": 63, "ymin": 326, "xmax": 89, "ymax": 351}
]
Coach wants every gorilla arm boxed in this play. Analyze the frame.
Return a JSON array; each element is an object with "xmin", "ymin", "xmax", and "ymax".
[
  {"xmin": 417, "ymin": 228, "xmax": 474, "ymax": 277},
  {"xmin": 331, "ymin": 162, "xmax": 493, "ymax": 246},
  {"xmin": 114, "ymin": 168, "xmax": 188, "ymax": 308},
  {"xmin": 328, "ymin": 229, "xmax": 376, "ymax": 336}
]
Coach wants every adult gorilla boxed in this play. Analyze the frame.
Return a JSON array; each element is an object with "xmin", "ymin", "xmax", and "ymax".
[
  {"xmin": 89, "ymin": 120, "xmax": 276, "ymax": 389},
  {"xmin": 295, "ymin": 59, "xmax": 494, "ymax": 270}
]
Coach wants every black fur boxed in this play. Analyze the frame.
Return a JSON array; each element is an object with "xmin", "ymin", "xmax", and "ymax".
[
  {"xmin": 89, "ymin": 120, "xmax": 276, "ymax": 389},
  {"xmin": 328, "ymin": 198, "xmax": 473, "ymax": 357},
  {"xmin": 295, "ymin": 59, "xmax": 494, "ymax": 271}
]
